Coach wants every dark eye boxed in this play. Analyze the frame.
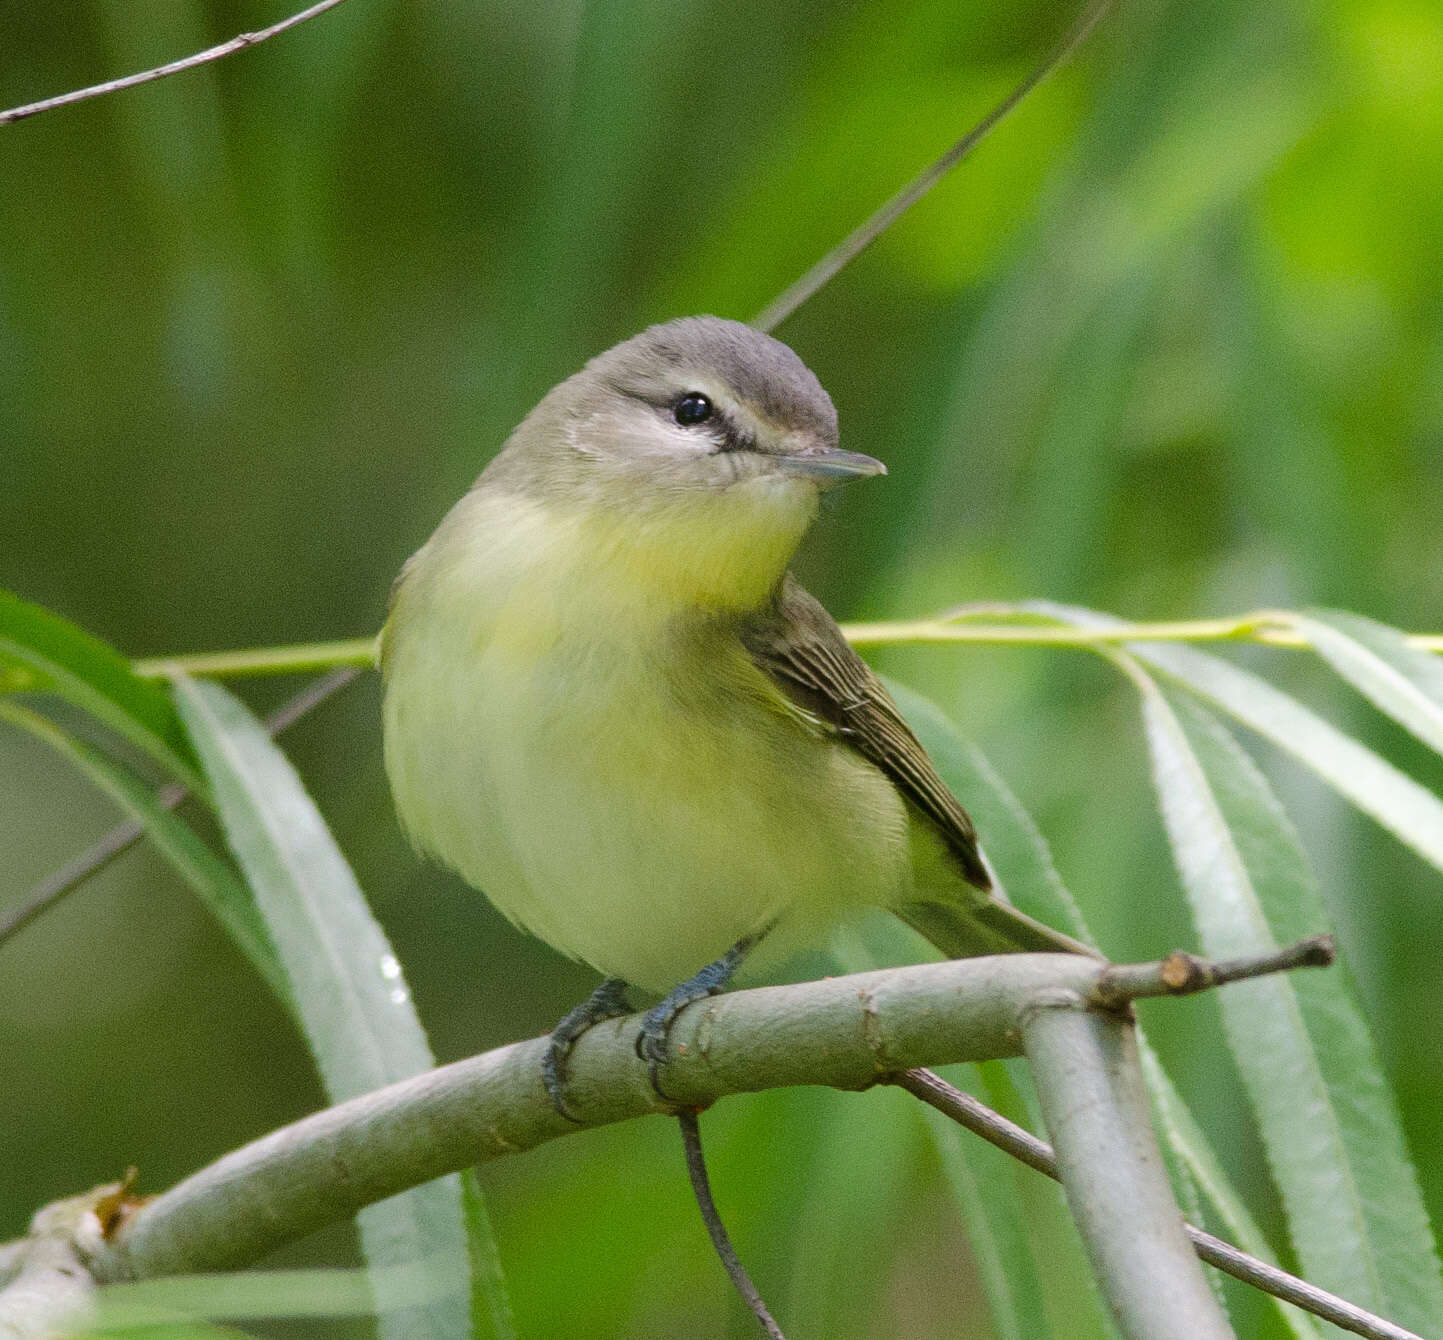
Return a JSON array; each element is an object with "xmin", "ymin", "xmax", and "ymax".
[{"xmin": 674, "ymin": 392, "xmax": 713, "ymax": 426}]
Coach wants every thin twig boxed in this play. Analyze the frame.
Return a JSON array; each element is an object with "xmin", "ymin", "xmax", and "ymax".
[
  {"xmin": 1091, "ymin": 934, "xmax": 1336, "ymax": 1008},
  {"xmin": 131, "ymin": 637, "xmax": 378, "ymax": 682},
  {"xmin": 677, "ymin": 1112, "xmax": 786, "ymax": 1339},
  {"xmin": 0, "ymin": 668, "xmax": 358, "ymax": 950},
  {"xmin": 893, "ymin": 1069, "xmax": 1424, "ymax": 1340},
  {"xmin": 751, "ymin": 0, "xmax": 1112, "ymax": 333},
  {"xmin": 0, "ymin": 0, "xmax": 355, "ymax": 127},
  {"xmin": 118, "ymin": 616, "xmax": 1443, "ymax": 685}
]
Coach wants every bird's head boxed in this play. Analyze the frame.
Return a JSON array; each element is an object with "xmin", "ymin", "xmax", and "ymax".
[{"xmin": 490, "ymin": 316, "xmax": 885, "ymax": 611}]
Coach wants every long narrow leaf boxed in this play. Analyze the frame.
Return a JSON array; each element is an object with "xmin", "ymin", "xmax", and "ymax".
[
  {"xmin": 1025, "ymin": 602, "xmax": 1443, "ymax": 877},
  {"xmin": 1297, "ymin": 609, "xmax": 1443, "ymax": 758},
  {"xmin": 1123, "ymin": 656, "xmax": 1443, "ymax": 1332},
  {"xmin": 174, "ymin": 677, "xmax": 514, "ymax": 1340},
  {"xmin": 918, "ymin": 1073, "xmax": 1085, "ymax": 1340},
  {"xmin": 883, "ymin": 679, "xmax": 1311, "ymax": 1335},
  {"xmin": 0, "ymin": 700, "xmax": 285, "ymax": 1001},
  {"xmin": 0, "ymin": 589, "xmax": 200, "ymax": 788},
  {"xmin": 885, "ymin": 678, "xmax": 1090, "ymax": 938},
  {"xmin": 459, "ymin": 1170, "xmax": 517, "ymax": 1340},
  {"xmin": 1136, "ymin": 1042, "xmax": 1319, "ymax": 1340},
  {"xmin": 1138, "ymin": 640, "xmax": 1443, "ymax": 875},
  {"xmin": 831, "ymin": 919, "xmax": 1087, "ymax": 1339}
]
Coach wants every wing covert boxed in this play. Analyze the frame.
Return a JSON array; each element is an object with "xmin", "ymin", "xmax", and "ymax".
[{"xmin": 738, "ymin": 574, "xmax": 992, "ymax": 891}]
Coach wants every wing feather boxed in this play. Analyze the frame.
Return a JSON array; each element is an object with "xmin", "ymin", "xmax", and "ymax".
[{"xmin": 738, "ymin": 574, "xmax": 992, "ymax": 890}]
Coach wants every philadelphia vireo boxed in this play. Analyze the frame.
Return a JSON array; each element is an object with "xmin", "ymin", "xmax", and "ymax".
[{"xmin": 381, "ymin": 316, "xmax": 1091, "ymax": 1106}]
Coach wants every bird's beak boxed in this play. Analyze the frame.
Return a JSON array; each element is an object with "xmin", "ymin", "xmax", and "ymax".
[{"xmin": 772, "ymin": 448, "xmax": 887, "ymax": 488}]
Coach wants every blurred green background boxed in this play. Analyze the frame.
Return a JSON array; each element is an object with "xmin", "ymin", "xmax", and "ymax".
[{"xmin": 3, "ymin": 0, "xmax": 1441, "ymax": 1334}]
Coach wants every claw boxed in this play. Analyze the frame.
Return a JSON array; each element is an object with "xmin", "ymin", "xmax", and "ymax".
[
  {"xmin": 543, "ymin": 977, "xmax": 630, "ymax": 1122},
  {"xmin": 632, "ymin": 931, "xmax": 767, "ymax": 1100}
]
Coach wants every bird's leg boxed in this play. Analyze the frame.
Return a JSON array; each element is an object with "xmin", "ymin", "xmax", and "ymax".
[
  {"xmin": 543, "ymin": 976, "xmax": 631, "ymax": 1121},
  {"xmin": 636, "ymin": 929, "xmax": 767, "ymax": 1097}
]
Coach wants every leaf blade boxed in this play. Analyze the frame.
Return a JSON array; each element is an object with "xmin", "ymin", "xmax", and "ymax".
[
  {"xmin": 1022, "ymin": 601, "xmax": 1443, "ymax": 877},
  {"xmin": 883, "ymin": 680, "xmax": 1311, "ymax": 1336},
  {"xmin": 1126, "ymin": 658, "xmax": 1443, "ymax": 1331},
  {"xmin": 174, "ymin": 676, "xmax": 514, "ymax": 1340},
  {"xmin": 0, "ymin": 588, "xmax": 199, "ymax": 788},
  {"xmin": 0, "ymin": 699, "xmax": 285, "ymax": 1001},
  {"xmin": 1297, "ymin": 609, "xmax": 1443, "ymax": 757},
  {"xmin": 884, "ymin": 677, "xmax": 1092, "ymax": 941}
]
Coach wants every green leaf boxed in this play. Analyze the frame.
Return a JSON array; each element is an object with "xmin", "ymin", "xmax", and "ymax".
[
  {"xmin": 91, "ymin": 1266, "xmax": 428, "ymax": 1327},
  {"xmin": 460, "ymin": 1170, "xmax": 518, "ymax": 1340},
  {"xmin": 0, "ymin": 588, "xmax": 200, "ymax": 788},
  {"xmin": 0, "ymin": 700, "xmax": 285, "ymax": 1002},
  {"xmin": 782, "ymin": 1082, "xmax": 922, "ymax": 1334},
  {"xmin": 1138, "ymin": 639, "xmax": 1443, "ymax": 875},
  {"xmin": 884, "ymin": 677, "xmax": 1326, "ymax": 1338},
  {"xmin": 1027, "ymin": 602, "xmax": 1443, "ymax": 877},
  {"xmin": 920, "ymin": 1061, "xmax": 1115, "ymax": 1340},
  {"xmin": 1137, "ymin": 1042, "xmax": 1319, "ymax": 1340},
  {"xmin": 1126, "ymin": 659, "xmax": 1443, "ymax": 1332},
  {"xmin": 831, "ymin": 915, "xmax": 1099, "ymax": 1340},
  {"xmin": 1297, "ymin": 609, "xmax": 1443, "ymax": 758},
  {"xmin": 884, "ymin": 677, "xmax": 1092, "ymax": 940},
  {"xmin": 173, "ymin": 677, "xmax": 515, "ymax": 1340}
]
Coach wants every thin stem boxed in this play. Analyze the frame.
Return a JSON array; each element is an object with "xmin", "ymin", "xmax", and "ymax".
[
  {"xmin": 751, "ymin": 0, "xmax": 1112, "ymax": 333},
  {"xmin": 0, "ymin": 0, "xmax": 356, "ymax": 127},
  {"xmin": 132, "ymin": 637, "xmax": 378, "ymax": 681},
  {"xmin": 893, "ymin": 1069, "xmax": 1425, "ymax": 1340},
  {"xmin": 845, "ymin": 614, "xmax": 1299, "ymax": 647},
  {"xmin": 677, "ymin": 1112, "xmax": 786, "ymax": 1339},
  {"xmin": 121, "ymin": 620, "xmax": 1443, "ymax": 683},
  {"xmin": 1091, "ymin": 934, "xmax": 1335, "ymax": 1008},
  {"xmin": 0, "ymin": 668, "xmax": 359, "ymax": 951}
]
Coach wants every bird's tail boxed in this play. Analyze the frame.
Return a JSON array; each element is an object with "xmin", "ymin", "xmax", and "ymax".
[{"xmin": 897, "ymin": 893, "xmax": 1099, "ymax": 961}]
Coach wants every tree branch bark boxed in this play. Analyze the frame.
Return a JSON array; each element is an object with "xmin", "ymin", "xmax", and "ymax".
[
  {"xmin": 1024, "ymin": 999, "xmax": 1233, "ymax": 1339},
  {"xmin": 91, "ymin": 953, "xmax": 1099, "ymax": 1281},
  {"xmin": 80, "ymin": 943, "xmax": 1330, "ymax": 1287},
  {"xmin": 3, "ymin": 941, "xmax": 1374, "ymax": 1339}
]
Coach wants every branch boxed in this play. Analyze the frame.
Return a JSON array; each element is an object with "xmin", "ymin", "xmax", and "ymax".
[
  {"xmin": 894, "ymin": 1069, "xmax": 1425, "ymax": 1340},
  {"xmin": 0, "ymin": 668, "xmax": 359, "ymax": 950},
  {"xmin": 751, "ymin": 0, "xmax": 1112, "ymax": 333},
  {"xmin": 0, "ymin": 0, "xmax": 356, "ymax": 127},
  {"xmin": 1024, "ymin": 1001, "xmax": 1232, "ymax": 1338},
  {"xmin": 89, "ymin": 953, "xmax": 1092, "ymax": 1281},
  {"xmin": 69, "ymin": 944, "xmax": 1330, "ymax": 1286}
]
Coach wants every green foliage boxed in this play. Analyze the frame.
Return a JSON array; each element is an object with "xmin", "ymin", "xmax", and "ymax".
[
  {"xmin": 3, "ymin": 0, "xmax": 1443, "ymax": 1336},
  {"xmin": 0, "ymin": 591, "xmax": 199, "ymax": 788},
  {"xmin": 1134, "ymin": 665, "xmax": 1441, "ymax": 1328},
  {"xmin": 0, "ymin": 697, "xmax": 285, "ymax": 1001},
  {"xmin": 173, "ymin": 677, "xmax": 513, "ymax": 1339}
]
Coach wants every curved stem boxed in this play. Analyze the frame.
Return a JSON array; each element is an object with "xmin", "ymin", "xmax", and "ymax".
[
  {"xmin": 121, "ymin": 621, "xmax": 1443, "ymax": 683},
  {"xmin": 132, "ymin": 637, "xmax": 378, "ymax": 681},
  {"xmin": 678, "ymin": 1112, "xmax": 786, "ymax": 1339},
  {"xmin": 893, "ymin": 1069, "xmax": 1421, "ymax": 1340}
]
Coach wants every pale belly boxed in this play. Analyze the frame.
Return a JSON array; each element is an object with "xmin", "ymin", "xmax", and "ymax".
[{"xmin": 383, "ymin": 613, "xmax": 912, "ymax": 993}]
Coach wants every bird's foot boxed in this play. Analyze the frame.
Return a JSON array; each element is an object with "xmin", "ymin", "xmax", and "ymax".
[
  {"xmin": 635, "ymin": 934, "xmax": 762, "ymax": 1099},
  {"xmin": 543, "ymin": 977, "xmax": 630, "ymax": 1122}
]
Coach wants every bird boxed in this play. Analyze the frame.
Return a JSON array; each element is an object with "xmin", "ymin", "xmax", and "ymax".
[{"xmin": 380, "ymin": 315, "xmax": 1092, "ymax": 1108}]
